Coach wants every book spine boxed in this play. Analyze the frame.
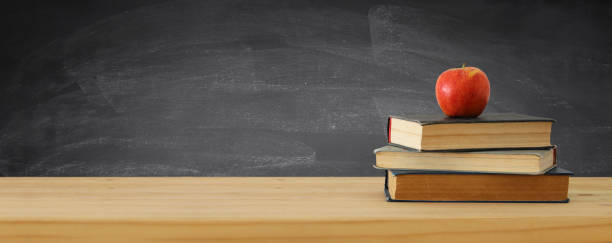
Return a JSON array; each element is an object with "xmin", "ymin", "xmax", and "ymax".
[
  {"xmin": 553, "ymin": 147, "xmax": 557, "ymax": 165},
  {"xmin": 387, "ymin": 117, "xmax": 392, "ymax": 144}
]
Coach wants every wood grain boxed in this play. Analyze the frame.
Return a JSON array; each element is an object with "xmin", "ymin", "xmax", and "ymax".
[{"xmin": 0, "ymin": 177, "xmax": 611, "ymax": 242}]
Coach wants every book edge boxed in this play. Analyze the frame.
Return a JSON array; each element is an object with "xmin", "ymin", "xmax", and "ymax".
[
  {"xmin": 372, "ymin": 164, "xmax": 559, "ymax": 175},
  {"xmin": 388, "ymin": 142, "xmax": 555, "ymax": 152},
  {"xmin": 389, "ymin": 113, "xmax": 556, "ymax": 126},
  {"xmin": 385, "ymin": 165, "xmax": 573, "ymax": 175},
  {"xmin": 374, "ymin": 145, "xmax": 556, "ymax": 155},
  {"xmin": 383, "ymin": 172, "xmax": 570, "ymax": 203}
]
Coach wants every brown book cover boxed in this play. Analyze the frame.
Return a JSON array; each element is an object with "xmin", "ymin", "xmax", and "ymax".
[{"xmin": 383, "ymin": 167, "xmax": 572, "ymax": 203}]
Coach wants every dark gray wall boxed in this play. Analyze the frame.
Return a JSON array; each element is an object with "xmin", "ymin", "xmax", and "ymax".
[{"xmin": 1, "ymin": 0, "xmax": 611, "ymax": 176}]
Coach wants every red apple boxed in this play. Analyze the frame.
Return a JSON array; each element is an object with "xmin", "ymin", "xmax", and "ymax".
[{"xmin": 435, "ymin": 65, "xmax": 490, "ymax": 117}]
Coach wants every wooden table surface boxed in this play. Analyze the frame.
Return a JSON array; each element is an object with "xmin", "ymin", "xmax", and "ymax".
[{"xmin": 1, "ymin": 177, "xmax": 611, "ymax": 242}]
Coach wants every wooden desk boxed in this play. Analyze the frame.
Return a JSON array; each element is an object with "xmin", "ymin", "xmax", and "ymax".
[{"xmin": 0, "ymin": 177, "xmax": 611, "ymax": 242}]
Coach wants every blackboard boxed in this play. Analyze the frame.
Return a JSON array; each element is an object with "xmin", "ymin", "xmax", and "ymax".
[{"xmin": 1, "ymin": 0, "xmax": 611, "ymax": 176}]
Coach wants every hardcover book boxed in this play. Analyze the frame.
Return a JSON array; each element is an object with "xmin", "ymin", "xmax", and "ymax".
[
  {"xmin": 387, "ymin": 113, "xmax": 555, "ymax": 151},
  {"xmin": 383, "ymin": 167, "xmax": 572, "ymax": 203},
  {"xmin": 374, "ymin": 145, "xmax": 556, "ymax": 175}
]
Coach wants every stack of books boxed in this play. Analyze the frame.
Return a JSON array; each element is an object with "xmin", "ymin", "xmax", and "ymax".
[{"xmin": 375, "ymin": 113, "xmax": 572, "ymax": 203}]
